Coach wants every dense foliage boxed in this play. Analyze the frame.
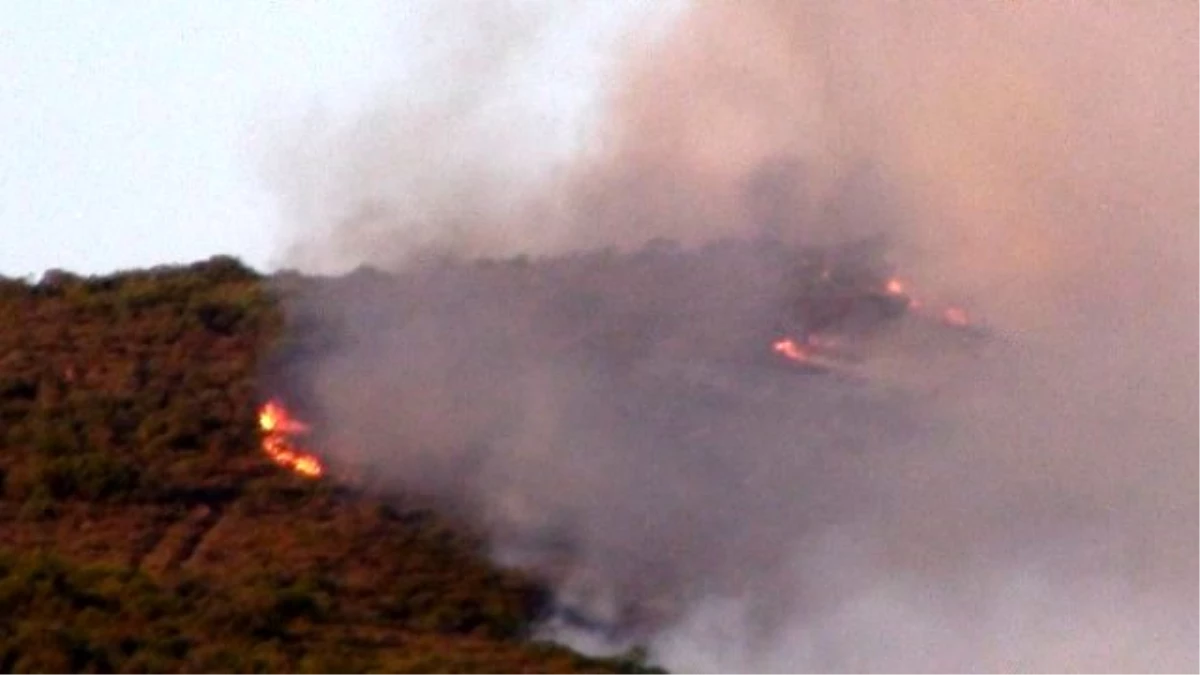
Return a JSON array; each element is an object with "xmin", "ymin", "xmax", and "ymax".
[{"xmin": 0, "ymin": 257, "xmax": 660, "ymax": 673}]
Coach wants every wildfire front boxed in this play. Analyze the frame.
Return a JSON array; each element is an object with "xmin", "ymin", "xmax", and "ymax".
[{"xmin": 257, "ymin": 400, "xmax": 325, "ymax": 479}]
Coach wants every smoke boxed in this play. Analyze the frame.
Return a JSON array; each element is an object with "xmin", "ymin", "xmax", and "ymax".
[
  {"xmin": 261, "ymin": 0, "xmax": 682, "ymax": 270},
  {"xmin": 265, "ymin": 1, "xmax": 1197, "ymax": 671}
]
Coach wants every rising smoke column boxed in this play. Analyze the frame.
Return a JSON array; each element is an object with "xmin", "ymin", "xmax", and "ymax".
[
  {"xmin": 265, "ymin": 1, "xmax": 1198, "ymax": 671},
  {"xmin": 606, "ymin": 4, "xmax": 1199, "ymax": 670}
]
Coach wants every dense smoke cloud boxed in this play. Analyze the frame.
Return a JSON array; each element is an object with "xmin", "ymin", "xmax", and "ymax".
[{"xmin": 266, "ymin": 1, "xmax": 1197, "ymax": 671}]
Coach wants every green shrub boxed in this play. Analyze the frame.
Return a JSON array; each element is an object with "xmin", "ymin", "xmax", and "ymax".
[
  {"xmin": 18, "ymin": 485, "xmax": 57, "ymax": 521},
  {"xmin": 37, "ymin": 453, "xmax": 140, "ymax": 501},
  {"xmin": 0, "ymin": 259, "xmax": 667, "ymax": 674}
]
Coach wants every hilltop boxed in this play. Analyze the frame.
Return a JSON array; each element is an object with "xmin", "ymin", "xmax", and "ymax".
[{"xmin": 0, "ymin": 257, "xmax": 660, "ymax": 673}]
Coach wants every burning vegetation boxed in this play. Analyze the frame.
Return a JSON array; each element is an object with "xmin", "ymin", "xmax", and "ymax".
[
  {"xmin": 881, "ymin": 275, "xmax": 972, "ymax": 329},
  {"xmin": 767, "ymin": 265, "xmax": 975, "ymax": 370},
  {"xmin": 258, "ymin": 399, "xmax": 324, "ymax": 479},
  {"xmin": 771, "ymin": 337, "xmax": 812, "ymax": 364},
  {"xmin": 265, "ymin": 234, "xmax": 992, "ymax": 645},
  {"xmin": 0, "ymin": 257, "xmax": 665, "ymax": 673}
]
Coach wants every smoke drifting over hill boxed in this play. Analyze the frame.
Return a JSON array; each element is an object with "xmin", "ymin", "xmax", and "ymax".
[{"xmin": 267, "ymin": 2, "xmax": 1197, "ymax": 671}]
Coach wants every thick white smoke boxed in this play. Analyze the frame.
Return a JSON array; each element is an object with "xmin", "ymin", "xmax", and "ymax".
[{"xmin": 265, "ymin": 2, "xmax": 1197, "ymax": 671}]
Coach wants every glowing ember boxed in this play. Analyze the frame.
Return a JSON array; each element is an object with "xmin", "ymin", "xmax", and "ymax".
[
  {"xmin": 772, "ymin": 337, "xmax": 811, "ymax": 363},
  {"xmin": 885, "ymin": 276, "xmax": 972, "ymax": 324},
  {"xmin": 257, "ymin": 400, "xmax": 324, "ymax": 479},
  {"xmin": 884, "ymin": 276, "xmax": 925, "ymax": 309}
]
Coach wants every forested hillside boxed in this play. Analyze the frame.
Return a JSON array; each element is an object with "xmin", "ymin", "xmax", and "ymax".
[{"xmin": 0, "ymin": 257, "xmax": 658, "ymax": 673}]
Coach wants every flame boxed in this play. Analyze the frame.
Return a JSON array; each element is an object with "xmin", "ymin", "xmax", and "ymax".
[
  {"xmin": 885, "ymin": 276, "xmax": 924, "ymax": 308},
  {"xmin": 772, "ymin": 337, "xmax": 811, "ymax": 363},
  {"xmin": 772, "ymin": 275, "xmax": 974, "ymax": 365},
  {"xmin": 258, "ymin": 400, "xmax": 324, "ymax": 479},
  {"xmin": 885, "ymin": 276, "xmax": 972, "ymax": 326}
]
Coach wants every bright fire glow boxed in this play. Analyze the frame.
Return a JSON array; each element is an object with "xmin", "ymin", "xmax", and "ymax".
[
  {"xmin": 258, "ymin": 400, "xmax": 324, "ymax": 479},
  {"xmin": 886, "ymin": 276, "xmax": 971, "ymax": 326},
  {"xmin": 772, "ymin": 337, "xmax": 811, "ymax": 363}
]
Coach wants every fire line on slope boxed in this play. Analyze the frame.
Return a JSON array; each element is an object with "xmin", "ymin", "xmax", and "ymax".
[
  {"xmin": 882, "ymin": 276, "xmax": 972, "ymax": 328},
  {"xmin": 770, "ymin": 274, "xmax": 974, "ymax": 368},
  {"xmin": 258, "ymin": 400, "xmax": 324, "ymax": 479}
]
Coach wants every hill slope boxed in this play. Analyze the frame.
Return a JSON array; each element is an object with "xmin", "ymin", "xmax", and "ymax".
[{"xmin": 0, "ymin": 257, "xmax": 659, "ymax": 673}]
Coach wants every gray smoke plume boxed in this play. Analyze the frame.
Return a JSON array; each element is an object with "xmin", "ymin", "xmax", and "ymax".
[{"xmin": 264, "ymin": 2, "xmax": 1198, "ymax": 671}]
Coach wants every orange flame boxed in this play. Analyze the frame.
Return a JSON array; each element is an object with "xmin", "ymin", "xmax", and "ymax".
[
  {"xmin": 772, "ymin": 337, "xmax": 811, "ymax": 363},
  {"xmin": 258, "ymin": 400, "xmax": 324, "ymax": 479}
]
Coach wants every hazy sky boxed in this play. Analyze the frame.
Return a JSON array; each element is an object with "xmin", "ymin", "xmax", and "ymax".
[
  {"xmin": 0, "ymin": 1, "xmax": 657, "ymax": 278},
  {"xmin": 1, "ymin": 2, "xmax": 405, "ymax": 277}
]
